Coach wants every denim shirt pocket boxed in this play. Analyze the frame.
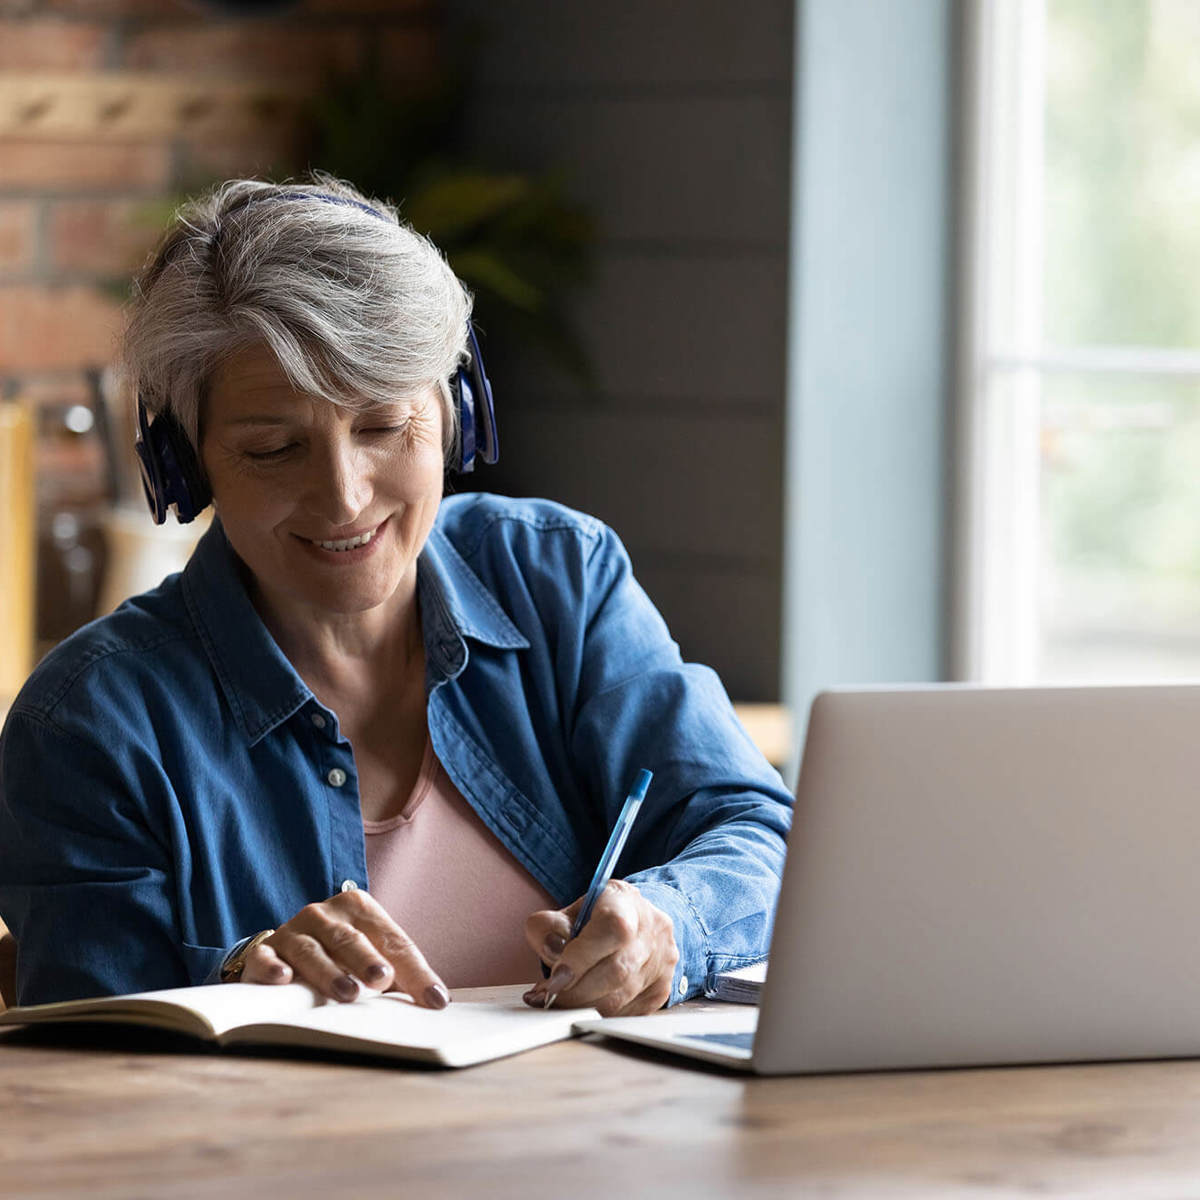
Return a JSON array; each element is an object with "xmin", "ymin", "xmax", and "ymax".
[{"xmin": 180, "ymin": 941, "xmax": 227, "ymax": 987}]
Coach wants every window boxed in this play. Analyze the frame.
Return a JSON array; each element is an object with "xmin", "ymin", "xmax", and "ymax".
[{"xmin": 958, "ymin": 0, "xmax": 1200, "ymax": 683}]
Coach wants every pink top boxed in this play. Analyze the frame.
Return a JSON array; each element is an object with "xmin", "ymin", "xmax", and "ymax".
[{"xmin": 362, "ymin": 737, "xmax": 556, "ymax": 988}]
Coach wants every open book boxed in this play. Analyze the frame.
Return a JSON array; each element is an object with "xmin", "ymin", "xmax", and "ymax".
[{"xmin": 0, "ymin": 981, "xmax": 599, "ymax": 1068}]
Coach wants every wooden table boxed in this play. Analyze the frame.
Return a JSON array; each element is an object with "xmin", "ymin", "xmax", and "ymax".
[{"xmin": 6, "ymin": 1013, "xmax": 1200, "ymax": 1199}]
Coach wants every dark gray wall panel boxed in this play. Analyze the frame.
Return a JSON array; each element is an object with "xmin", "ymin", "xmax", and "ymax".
[
  {"xmin": 464, "ymin": 402, "xmax": 783, "ymax": 563},
  {"xmin": 449, "ymin": 0, "xmax": 793, "ymax": 700},
  {"xmin": 453, "ymin": 0, "xmax": 792, "ymax": 89},
  {"xmin": 633, "ymin": 561, "xmax": 781, "ymax": 700},
  {"xmin": 467, "ymin": 95, "xmax": 791, "ymax": 245},
  {"xmin": 501, "ymin": 252, "xmax": 788, "ymax": 406}
]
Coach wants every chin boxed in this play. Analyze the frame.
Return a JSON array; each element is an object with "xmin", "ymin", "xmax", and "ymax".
[
  {"xmin": 240, "ymin": 538, "xmax": 416, "ymax": 622},
  {"xmin": 300, "ymin": 578, "xmax": 400, "ymax": 615}
]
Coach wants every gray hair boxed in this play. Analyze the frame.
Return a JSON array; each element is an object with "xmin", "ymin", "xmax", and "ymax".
[{"xmin": 121, "ymin": 175, "xmax": 472, "ymax": 458}]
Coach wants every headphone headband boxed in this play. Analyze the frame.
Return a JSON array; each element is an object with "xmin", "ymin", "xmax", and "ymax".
[{"xmin": 218, "ymin": 189, "xmax": 387, "ymax": 228}]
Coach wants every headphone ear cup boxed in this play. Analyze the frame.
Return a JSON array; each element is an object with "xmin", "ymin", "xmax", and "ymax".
[
  {"xmin": 135, "ymin": 397, "xmax": 211, "ymax": 524},
  {"xmin": 465, "ymin": 326, "xmax": 498, "ymax": 466},
  {"xmin": 159, "ymin": 415, "xmax": 211, "ymax": 522},
  {"xmin": 454, "ymin": 367, "xmax": 478, "ymax": 474},
  {"xmin": 135, "ymin": 397, "xmax": 169, "ymax": 524},
  {"xmin": 446, "ymin": 324, "xmax": 496, "ymax": 475}
]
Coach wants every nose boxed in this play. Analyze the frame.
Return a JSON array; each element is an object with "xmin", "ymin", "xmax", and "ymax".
[{"xmin": 302, "ymin": 435, "xmax": 372, "ymax": 527}]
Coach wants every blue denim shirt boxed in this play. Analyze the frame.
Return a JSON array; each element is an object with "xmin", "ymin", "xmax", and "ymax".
[{"xmin": 0, "ymin": 494, "xmax": 793, "ymax": 1006}]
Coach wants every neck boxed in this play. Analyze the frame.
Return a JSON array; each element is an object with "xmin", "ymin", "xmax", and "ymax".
[{"xmin": 249, "ymin": 566, "xmax": 424, "ymax": 699}]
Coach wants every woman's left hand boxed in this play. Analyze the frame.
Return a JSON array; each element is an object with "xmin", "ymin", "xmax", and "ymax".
[{"xmin": 522, "ymin": 879, "xmax": 679, "ymax": 1015}]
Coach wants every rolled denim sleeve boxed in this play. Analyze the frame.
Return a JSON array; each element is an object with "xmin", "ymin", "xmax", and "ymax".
[{"xmin": 567, "ymin": 523, "xmax": 793, "ymax": 1005}]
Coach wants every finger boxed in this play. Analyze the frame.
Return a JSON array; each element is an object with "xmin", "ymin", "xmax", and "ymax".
[
  {"xmin": 548, "ymin": 881, "xmax": 641, "ymax": 989},
  {"xmin": 304, "ymin": 899, "xmax": 396, "ymax": 992},
  {"xmin": 330, "ymin": 891, "xmax": 449, "ymax": 1009},
  {"xmin": 552, "ymin": 942, "xmax": 652, "ymax": 1014},
  {"xmin": 270, "ymin": 928, "xmax": 363, "ymax": 1003},
  {"xmin": 524, "ymin": 908, "xmax": 573, "ymax": 967},
  {"xmin": 281, "ymin": 898, "xmax": 393, "ymax": 995},
  {"xmin": 376, "ymin": 928, "xmax": 450, "ymax": 1009},
  {"xmin": 238, "ymin": 941, "xmax": 293, "ymax": 986}
]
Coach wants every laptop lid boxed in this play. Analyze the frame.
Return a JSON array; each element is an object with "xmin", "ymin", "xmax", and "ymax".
[{"xmin": 752, "ymin": 683, "xmax": 1200, "ymax": 1074}]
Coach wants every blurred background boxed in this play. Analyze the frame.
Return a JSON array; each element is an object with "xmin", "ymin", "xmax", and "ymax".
[
  {"xmin": 1, "ymin": 0, "xmax": 1198, "ymax": 778},
  {"xmin": 0, "ymin": 0, "xmax": 791, "ymax": 752}
]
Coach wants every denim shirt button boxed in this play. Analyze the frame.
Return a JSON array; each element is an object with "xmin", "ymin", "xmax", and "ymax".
[
  {"xmin": 310, "ymin": 712, "xmax": 327, "ymax": 730},
  {"xmin": 677, "ymin": 975, "xmax": 688, "ymax": 998},
  {"xmin": 327, "ymin": 767, "xmax": 347, "ymax": 788},
  {"xmin": 340, "ymin": 879, "xmax": 358, "ymax": 893}
]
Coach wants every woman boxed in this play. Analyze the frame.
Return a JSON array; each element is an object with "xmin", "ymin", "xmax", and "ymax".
[{"xmin": 0, "ymin": 177, "xmax": 792, "ymax": 1014}]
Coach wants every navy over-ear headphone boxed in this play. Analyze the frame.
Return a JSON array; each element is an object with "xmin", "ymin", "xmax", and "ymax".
[
  {"xmin": 455, "ymin": 323, "xmax": 499, "ymax": 476},
  {"xmin": 133, "ymin": 191, "xmax": 499, "ymax": 526}
]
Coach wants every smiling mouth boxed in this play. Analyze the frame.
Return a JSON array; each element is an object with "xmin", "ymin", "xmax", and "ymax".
[{"xmin": 303, "ymin": 525, "xmax": 381, "ymax": 552}]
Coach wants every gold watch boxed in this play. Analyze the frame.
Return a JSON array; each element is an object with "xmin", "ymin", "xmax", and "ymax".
[{"xmin": 218, "ymin": 929, "xmax": 276, "ymax": 983}]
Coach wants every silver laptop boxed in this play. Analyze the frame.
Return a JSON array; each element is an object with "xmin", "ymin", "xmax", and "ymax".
[{"xmin": 580, "ymin": 683, "xmax": 1200, "ymax": 1073}]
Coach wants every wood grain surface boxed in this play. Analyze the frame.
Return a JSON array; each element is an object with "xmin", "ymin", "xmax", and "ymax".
[
  {"xmin": 5, "ymin": 1011, "xmax": 1200, "ymax": 1199},
  {"xmin": 0, "ymin": 74, "xmax": 307, "ymax": 141},
  {"xmin": 0, "ymin": 402, "xmax": 35, "ymax": 700}
]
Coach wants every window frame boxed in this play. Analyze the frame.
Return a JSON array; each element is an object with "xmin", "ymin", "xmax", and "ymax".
[{"xmin": 953, "ymin": 0, "xmax": 1200, "ymax": 683}]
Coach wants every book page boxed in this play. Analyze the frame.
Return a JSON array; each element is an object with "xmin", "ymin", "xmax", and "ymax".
[
  {"xmin": 0, "ymin": 981, "xmax": 326, "ymax": 1039},
  {"xmin": 223, "ymin": 984, "xmax": 597, "ymax": 1067},
  {"xmin": 720, "ymin": 963, "xmax": 768, "ymax": 984},
  {"xmin": 145, "ymin": 981, "xmax": 329, "ymax": 1035}
]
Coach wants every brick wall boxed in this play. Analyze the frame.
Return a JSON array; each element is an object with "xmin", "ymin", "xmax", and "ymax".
[
  {"xmin": 1, "ymin": 0, "xmax": 437, "ymax": 389},
  {"xmin": 0, "ymin": 0, "xmax": 439, "ymax": 641}
]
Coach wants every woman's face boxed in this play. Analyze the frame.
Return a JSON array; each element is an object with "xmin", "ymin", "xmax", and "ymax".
[{"xmin": 201, "ymin": 342, "xmax": 445, "ymax": 623}]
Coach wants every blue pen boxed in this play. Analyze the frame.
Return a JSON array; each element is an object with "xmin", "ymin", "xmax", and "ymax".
[{"xmin": 544, "ymin": 768, "xmax": 653, "ymax": 1009}]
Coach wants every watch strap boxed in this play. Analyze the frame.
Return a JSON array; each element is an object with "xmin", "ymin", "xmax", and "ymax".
[{"xmin": 218, "ymin": 928, "xmax": 276, "ymax": 983}]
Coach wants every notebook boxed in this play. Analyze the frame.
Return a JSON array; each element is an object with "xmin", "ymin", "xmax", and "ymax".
[
  {"xmin": 0, "ymin": 982, "xmax": 596, "ymax": 1068},
  {"xmin": 706, "ymin": 961, "xmax": 766, "ymax": 1004},
  {"xmin": 578, "ymin": 683, "xmax": 1200, "ymax": 1073}
]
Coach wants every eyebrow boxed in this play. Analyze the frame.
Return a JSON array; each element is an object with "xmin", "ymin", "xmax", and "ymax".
[
  {"xmin": 223, "ymin": 416, "xmax": 294, "ymax": 427},
  {"xmin": 222, "ymin": 406, "xmax": 417, "ymax": 429}
]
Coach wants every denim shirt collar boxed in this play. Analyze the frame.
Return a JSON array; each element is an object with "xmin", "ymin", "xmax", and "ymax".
[
  {"xmin": 418, "ymin": 526, "xmax": 530, "ymax": 686},
  {"xmin": 181, "ymin": 515, "xmax": 529, "ymax": 746}
]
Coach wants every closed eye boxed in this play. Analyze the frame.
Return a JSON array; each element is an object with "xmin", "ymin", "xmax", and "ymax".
[{"xmin": 244, "ymin": 444, "xmax": 298, "ymax": 461}]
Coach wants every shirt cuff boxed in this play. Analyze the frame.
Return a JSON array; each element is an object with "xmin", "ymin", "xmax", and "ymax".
[{"xmin": 627, "ymin": 877, "xmax": 708, "ymax": 1006}]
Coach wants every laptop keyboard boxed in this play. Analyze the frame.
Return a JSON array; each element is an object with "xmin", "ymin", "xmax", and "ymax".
[{"xmin": 680, "ymin": 1031, "xmax": 756, "ymax": 1051}]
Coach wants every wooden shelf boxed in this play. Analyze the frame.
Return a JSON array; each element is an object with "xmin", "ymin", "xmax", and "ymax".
[{"xmin": 0, "ymin": 72, "xmax": 307, "ymax": 141}]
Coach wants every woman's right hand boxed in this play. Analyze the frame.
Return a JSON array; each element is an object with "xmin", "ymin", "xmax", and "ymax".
[{"xmin": 238, "ymin": 889, "xmax": 450, "ymax": 1008}]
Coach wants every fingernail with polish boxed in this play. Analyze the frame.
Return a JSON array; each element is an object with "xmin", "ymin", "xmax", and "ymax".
[
  {"xmin": 522, "ymin": 987, "xmax": 543, "ymax": 1006},
  {"xmin": 547, "ymin": 964, "xmax": 573, "ymax": 993},
  {"xmin": 542, "ymin": 933, "xmax": 567, "ymax": 960},
  {"xmin": 363, "ymin": 962, "xmax": 388, "ymax": 983},
  {"xmin": 424, "ymin": 983, "xmax": 451, "ymax": 1009},
  {"xmin": 332, "ymin": 974, "xmax": 358, "ymax": 1002}
]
